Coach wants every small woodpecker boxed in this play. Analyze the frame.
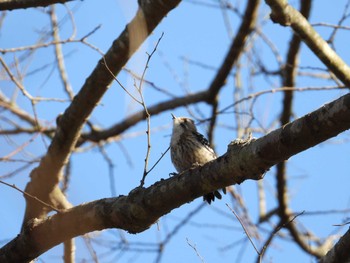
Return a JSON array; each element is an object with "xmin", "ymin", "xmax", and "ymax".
[{"xmin": 170, "ymin": 114, "xmax": 225, "ymax": 204}]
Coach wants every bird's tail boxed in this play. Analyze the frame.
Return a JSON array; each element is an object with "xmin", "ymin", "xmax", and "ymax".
[{"xmin": 203, "ymin": 187, "xmax": 226, "ymax": 204}]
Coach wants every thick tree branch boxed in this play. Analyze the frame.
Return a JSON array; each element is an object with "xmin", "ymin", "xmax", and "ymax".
[
  {"xmin": 2, "ymin": 91, "xmax": 350, "ymax": 262},
  {"xmin": 265, "ymin": 0, "xmax": 350, "ymax": 86},
  {"xmin": 0, "ymin": 0, "xmax": 74, "ymax": 10},
  {"xmin": 22, "ymin": 0, "xmax": 181, "ymax": 223},
  {"xmin": 319, "ymin": 228, "xmax": 350, "ymax": 263}
]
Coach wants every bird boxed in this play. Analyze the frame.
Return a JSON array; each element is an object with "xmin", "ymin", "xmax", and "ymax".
[{"xmin": 170, "ymin": 113, "xmax": 226, "ymax": 204}]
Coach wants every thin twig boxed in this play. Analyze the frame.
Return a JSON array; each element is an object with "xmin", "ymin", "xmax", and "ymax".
[
  {"xmin": 0, "ymin": 25, "xmax": 101, "ymax": 54},
  {"xmin": 0, "ymin": 160, "xmax": 39, "ymax": 180},
  {"xmin": 312, "ymin": 22, "xmax": 350, "ymax": 30},
  {"xmin": 226, "ymin": 203, "xmax": 260, "ymax": 256},
  {"xmin": 146, "ymin": 146, "xmax": 170, "ymax": 175},
  {"xmin": 219, "ymin": 85, "xmax": 347, "ymax": 114},
  {"xmin": 0, "ymin": 57, "xmax": 33, "ymax": 100},
  {"xmin": 81, "ymin": 24, "xmax": 102, "ymax": 41},
  {"xmin": 82, "ymin": 234, "xmax": 99, "ymax": 263},
  {"xmin": 0, "ymin": 180, "xmax": 62, "ymax": 213},
  {"xmin": 102, "ymin": 56, "xmax": 142, "ymax": 104},
  {"xmin": 50, "ymin": 5, "xmax": 75, "ymax": 100},
  {"xmin": 139, "ymin": 32, "xmax": 164, "ymax": 187},
  {"xmin": 186, "ymin": 238, "xmax": 205, "ymax": 263},
  {"xmin": 155, "ymin": 203, "xmax": 205, "ymax": 263},
  {"xmin": 98, "ymin": 145, "xmax": 116, "ymax": 197},
  {"xmin": 333, "ymin": 221, "xmax": 350, "ymax": 227},
  {"xmin": 123, "ymin": 67, "xmax": 177, "ymax": 98},
  {"xmin": 1, "ymin": 132, "xmax": 41, "ymax": 160},
  {"xmin": 327, "ymin": 0, "xmax": 350, "ymax": 45},
  {"xmin": 259, "ymin": 211, "xmax": 305, "ymax": 261}
]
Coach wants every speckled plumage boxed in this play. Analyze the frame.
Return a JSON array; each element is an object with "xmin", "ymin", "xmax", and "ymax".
[{"xmin": 170, "ymin": 114, "xmax": 225, "ymax": 204}]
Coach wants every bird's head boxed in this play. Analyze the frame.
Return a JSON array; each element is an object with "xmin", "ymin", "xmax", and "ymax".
[{"xmin": 171, "ymin": 114, "xmax": 197, "ymax": 134}]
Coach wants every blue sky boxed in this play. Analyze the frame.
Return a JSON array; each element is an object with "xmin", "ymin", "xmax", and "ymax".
[{"xmin": 1, "ymin": 0, "xmax": 350, "ymax": 262}]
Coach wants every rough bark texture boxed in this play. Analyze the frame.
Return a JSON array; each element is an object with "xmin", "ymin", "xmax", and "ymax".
[{"xmin": 319, "ymin": 228, "xmax": 350, "ymax": 263}]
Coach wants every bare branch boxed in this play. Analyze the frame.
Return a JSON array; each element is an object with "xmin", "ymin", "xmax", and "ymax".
[
  {"xmin": 0, "ymin": 0, "xmax": 75, "ymax": 11},
  {"xmin": 226, "ymin": 203, "xmax": 260, "ymax": 256},
  {"xmin": 265, "ymin": 0, "xmax": 350, "ymax": 86},
  {"xmin": 259, "ymin": 212, "xmax": 304, "ymax": 262},
  {"xmin": 63, "ymin": 238, "xmax": 75, "ymax": 263},
  {"xmin": 186, "ymin": 238, "xmax": 205, "ymax": 263},
  {"xmin": 139, "ymin": 33, "xmax": 164, "ymax": 187},
  {"xmin": 0, "ymin": 180, "xmax": 62, "ymax": 213},
  {"xmin": 50, "ymin": 5, "xmax": 75, "ymax": 100},
  {"xmin": 319, "ymin": 227, "xmax": 350, "ymax": 263}
]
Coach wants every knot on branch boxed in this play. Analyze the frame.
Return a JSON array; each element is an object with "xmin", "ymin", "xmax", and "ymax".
[
  {"xmin": 227, "ymin": 134, "xmax": 256, "ymax": 154},
  {"xmin": 269, "ymin": 3, "xmax": 292, "ymax": 26},
  {"xmin": 22, "ymin": 217, "xmax": 43, "ymax": 234},
  {"xmin": 128, "ymin": 186, "xmax": 145, "ymax": 198},
  {"xmin": 226, "ymin": 135, "xmax": 267, "ymax": 181}
]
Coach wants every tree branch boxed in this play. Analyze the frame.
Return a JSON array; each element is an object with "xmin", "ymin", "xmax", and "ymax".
[
  {"xmin": 2, "ymin": 91, "xmax": 350, "ymax": 262},
  {"xmin": 319, "ymin": 228, "xmax": 350, "ymax": 263},
  {"xmin": 0, "ymin": 0, "xmax": 74, "ymax": 10},
  {"xmin": 265, "ymin": 0, "xmax": 350, "ymax": 86}
]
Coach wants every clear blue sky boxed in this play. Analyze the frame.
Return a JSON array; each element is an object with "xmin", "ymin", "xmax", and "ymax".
[{"xmin": 1, "ymin": 0, "xmax": 350, "ymax": 262}]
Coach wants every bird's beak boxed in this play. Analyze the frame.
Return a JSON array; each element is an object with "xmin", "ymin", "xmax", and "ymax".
[{"xmin": 171, "ymin": 113, "xmax": 176, "ymax": 119}]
